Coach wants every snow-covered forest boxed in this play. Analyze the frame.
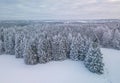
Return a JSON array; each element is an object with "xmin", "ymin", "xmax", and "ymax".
[{"xmin": 0, "ymin": 20, "xmax": 120, "ymax": 74}]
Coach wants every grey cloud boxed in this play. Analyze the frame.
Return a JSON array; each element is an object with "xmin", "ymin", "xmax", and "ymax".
[{"xmin": 0, "ymin": 0, "xmax": 120, "ymax": 20}]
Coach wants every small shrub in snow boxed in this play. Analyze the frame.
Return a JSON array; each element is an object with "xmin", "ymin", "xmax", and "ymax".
[{"xmin": 84, "ymin": 42, "xmax": 104, "ymax": 74}]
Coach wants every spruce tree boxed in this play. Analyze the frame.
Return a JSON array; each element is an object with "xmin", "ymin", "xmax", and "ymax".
[
  {"xmin": 84, "ymin": 42, "xmax": 104, "ymax": 74},
  {"xmin": 3, "ymin": 28, "xmax": 15, "ymax": 55},
  {"xmin": 111, "ymin": 29, "xmax": 120, "ymax": 50},
  {"xmin": 15, "ymin": 30, "xmax": 25, "ymax": 58},
  {"xmin": 69, "ymin": 34, "xmax": 89, "ymax": 61},
  {"xmin": 24, "ymin": 35, "xmax": 38, "ymax": 65},
  {"xmin": 37, "ymin": 34, "xmax": 52, "ymax": 63},
  {"xmin": 58, "ymin": 36, "xmax": 67, "ymax": 60},
  {"xmin": 52, "ymin": 34, "xmax": 67, "ymax": 61},
  {"xmin": 77, "ymin": 35, "xmax": 88, "ymax": 61},
  {"xmin": 0, "ymin": 40, "xmax": 3, "ymax": 55},
  {"xmin": 69, "ymin": 37, "xmax": 79, "ymax": 61}
]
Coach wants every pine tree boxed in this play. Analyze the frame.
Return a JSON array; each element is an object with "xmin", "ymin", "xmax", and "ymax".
[
  {"xmin": 67, "ymin": 33, "xmax": 73, "ymax": 57},
  {"xmin": 0, "ymin": 27, "xmax": 4, "ymax": 42},
  {"xmin": 52, "ymin": 35, "xmax": 60, "ymax": 61},
  {"xmin": 102, "ymin": 29, "xmax": 112, "ymax": 48},
  {"xmin": 0, "ymin": 40, "xmax": 3, "ymax": 55},
  {"xmin": 84, "ymin": 42, "xmax": 104, "ymax": 74},
  {"xmin": 77, "ymin": 35, "xmax": 88, "ymax": 61},
  {"xmin": 69, "ymin": 34, "xmax": 89, "ymax": 61},
  {"xmin": 37, "ymin": 34, "xmax": 52, "ymax": 63},
  {"xmin": 69, "ymin": 37, "xmax": 79, "ymax": 61},
  {"xmin": 111, "ymin": 29, "xmax": 120, "ymax": 50},
  {"xmin": 52, "ymin": 34, "xmax": 67, "ymax": 61},
  {"xmin": 58, "ymin": 36, "xmax": 67, "ymax": 60},
  {"xmin": 3, "ymin": 28, "xmax": 15, "ymax": 55},
  {"xmin": 24, "ymin": 35, "xmax": 38, "ymax": 65},
  {"xmin": 15, "ymin": 30, "xmax": 25, "ymax": 58}
]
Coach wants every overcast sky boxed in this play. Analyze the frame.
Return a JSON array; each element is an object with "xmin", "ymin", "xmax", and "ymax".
[{"xmin": 0, "ymin": 0, "xmax": 120, "ymax": 20}]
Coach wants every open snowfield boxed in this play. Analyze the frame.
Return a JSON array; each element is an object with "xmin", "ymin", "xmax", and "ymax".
[{"xmin": 0, "ymin": 48, "xmax": 120, "ymax": 83}]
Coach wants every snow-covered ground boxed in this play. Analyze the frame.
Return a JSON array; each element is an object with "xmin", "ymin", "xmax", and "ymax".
[
  {"xmin": 0, "ymin": 48, "xmax": 120, "ymax": 83},
  {"xmin": 101, "ymin": 48, "xmax": 120, "ymax": 83}
]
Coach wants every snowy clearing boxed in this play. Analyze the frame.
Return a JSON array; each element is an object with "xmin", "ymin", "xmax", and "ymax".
[{"xmin": 0, "ymin": 48, "xmax": 120, "ymax": 83}]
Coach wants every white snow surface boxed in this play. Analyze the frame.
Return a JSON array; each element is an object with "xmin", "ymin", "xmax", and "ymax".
[{"xmin": 0, "ymin": 48, "xmax": 120, "ymax": 83}]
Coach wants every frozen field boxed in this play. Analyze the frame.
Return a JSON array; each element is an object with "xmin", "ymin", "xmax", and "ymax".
[{"xmin": 0, "ymin": 48, "xmax": 120, "ymax": 83}]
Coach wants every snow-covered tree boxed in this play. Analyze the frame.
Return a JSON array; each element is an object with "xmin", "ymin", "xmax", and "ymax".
[
  {"xmin": 3, "ymin": 28, "xmax": 15, "ymax": 55},
  {"xmin": 0, "ymin": 27, "xmax": 4, "ymax": 42},
  {"xmin": 15, "ymin": 30, "xmax": 26, "ymax": 58},
  {"xmin": 58, "ymin": 36, "xmax": 67, "ymax": 60},
  {"xmin": 0, "ymin": 40, "xmax": 3, "ymax": 55},
  {"xmin": 24, "ymin": 35, "xmax": 38, "ymax": 65},
  {"xmin": 69, "ymin": 37, "xmax": 79, "ymax": 61},
  {"xmin": 102, "ymin": 29, "xmax": 112, "ymax": 48},
  {"xmin": 84, "ymin": 42, "xmax": 104, "ymax": 74},
  {"xmin": 52, "ymin": 34, "xmax": 67, "ymax": 61},
  {"xmin": 60, "ymin": 28, "xmax": 72, "ymax": 57},
  {"xmin": 94, "ymin": 26, "xmax": 109, "ymax": 44},
  {"xmin": 0, "ymin": 28, "xmax": 4, "ymax": 54},
  {"xmin": 69, "ymin": 34, "xmax": 89, "ymax": 61},
  {"xmin": 77, "ymin": 35, "xmax": 89, "ymax": 61},
  {"xmin": 111, "ymin": 29, "xmax": 120, "ymax": 50},
  {"xmin": 52, "ymin": 35, "xmax": 60, "ymax": 61},
  {"xmin": 37, "ymin": 34, "xmax": 53, "ymax": 63}
]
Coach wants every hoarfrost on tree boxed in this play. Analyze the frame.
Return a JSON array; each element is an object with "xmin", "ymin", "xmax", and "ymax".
[
  {"xmin": 37, "ymin": 34, "xmax": 52, "ymax": 63},
  {"xmin": 24, "ymin": 34, "xmax": 38, "ymax": 65},
  {"xmin": 3, "ymin": 28, "xmax": 15, "ymax": 55},
  {"xmin": 15, "ymin": 30, "xmax": 26, "ymax": 58},
  {"xmin": 84, "ymin": 42, "xmax": 104, "ymax": 74},
  {"xmin": 52, "ymin": 34, "xmax": 67, "ymax": 61}
]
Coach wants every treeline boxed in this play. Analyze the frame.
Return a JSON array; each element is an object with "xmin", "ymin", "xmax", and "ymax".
[{"xmin": 0, "ymin": 22, "xmax": 120, "ymax": 74}]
